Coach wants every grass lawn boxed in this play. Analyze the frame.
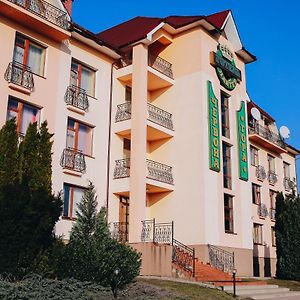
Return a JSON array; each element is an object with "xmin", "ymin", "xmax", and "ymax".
[
  {"xmin": 138, "ymin": 278, "xmax": 246, "ymax": 300},
  {"xmin": 266, "ymin": 279, "xmax": 300, "ymax": 291}
]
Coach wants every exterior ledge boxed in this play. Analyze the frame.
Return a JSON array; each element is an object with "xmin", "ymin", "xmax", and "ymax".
[
  {"xmin": 66, "ymin": 105, "xmax": 85, "ymax": 115},
  {"xmin": 8, "ymin": 82, "xmax": 31, "ymax": 95},
  {"xmin": 63, "ymin": 169, "xmax": 82, "ymax": 177}
]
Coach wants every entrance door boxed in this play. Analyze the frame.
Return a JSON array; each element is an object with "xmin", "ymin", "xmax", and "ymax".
[{"xmin": 119, "ymin": 196, "xmax": 129, "ymax": 242}]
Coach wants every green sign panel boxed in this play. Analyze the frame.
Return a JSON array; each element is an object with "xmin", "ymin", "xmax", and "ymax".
[
  {"xmin": 237, "ymin": 101, "xmax": 249, "ymax": 181},
  {"xmin": 208, "ymin": 81, "xmax": 220, "ymax": 172}
]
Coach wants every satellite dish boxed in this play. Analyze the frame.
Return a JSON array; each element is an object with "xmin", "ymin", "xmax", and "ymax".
[
  {"xmin": 251, "ymin": 107, "xmax": 261, "ymax": 121},
  {"xmin": 280, "ymin": 126, "xmax": 291, "ymax": 139}
]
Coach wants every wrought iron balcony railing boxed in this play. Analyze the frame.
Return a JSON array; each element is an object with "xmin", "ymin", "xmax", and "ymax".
[
  {"xmin": 8, "ymin": 0, "xmax": 68, "ymax": 29},
  {"xmin": 113, "ymin": 158, "xmax": 130, "ymax": 179},
  {"xmin": 60, "ymin": 148, "xmax": 86, "ymax": 173},
  {"xmin": 4, "ymin": 62, "xmax": 34, "ymax": 91},
  {"xmin": 268, "ymin": 171, "xmax": 278, "ymax": 185},
  {"xmin": 147, "ymin": 159, "xmax": 174, "ymax": 185},
  {"xmin": 256, "ymin": 165, "xmax": 267, "ymax": 181},
  {"xmin": 270, "ymin": 208, "xmax": 276, "ymax": 221},
  {"xmin": 115, "ymin": 102, "xmax": 174, "ymax": 130},
  {"xmin": 115, "ymin": 102, "xmax": 131, "ymax": 122},
  {"xmin": 208, "ymin": 244, "xmax": 235, "ymax": 274},
  {"xmin": 249, "ymin": 123, "xmax": 285, "ymax": 149},
  {"xmin": 172, "ymin": 239, "xmax": 195, "ymax": 277},
  {"xmin": 258, "ymin": 203, "xmax": 269, "ymax": 218},
  {"xmin": 283, "ymin": 177, "xmax": 295, "ymax": 191},
  {"xmin": 141, "ymin": 219, "xmax": 173, "ymax": 244},
  {"xmin": 111, "ymin": 222, "xmax": 128, "ymax": 243},
  {"xmin": 64, "ymin": 85, "xmax": 89, "ymax": 112},
  {"xmin": 148, "ymin": 54, "xmax": 173, "ymax": 79}
]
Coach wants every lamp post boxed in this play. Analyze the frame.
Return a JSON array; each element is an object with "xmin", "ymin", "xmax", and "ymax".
[
  {"xmin": 232, "ymin": 268, "xmax": 237, "ymax": 298},
  {"xmin": 111, "ymin": 267, "xmax": 121, "ymax": 299}
]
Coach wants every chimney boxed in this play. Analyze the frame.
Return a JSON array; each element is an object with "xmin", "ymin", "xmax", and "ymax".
[{"xmin": 62, "ymin": 0, "xmax": 74, "ymax": 16}]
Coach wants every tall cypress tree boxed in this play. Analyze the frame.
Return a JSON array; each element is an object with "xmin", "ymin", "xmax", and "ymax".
[{"xmin": 0, "ymin": 119, "xmax": 19, "ymax": 187}]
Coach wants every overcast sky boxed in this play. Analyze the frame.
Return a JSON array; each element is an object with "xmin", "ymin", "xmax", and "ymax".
[{"xmin": 73, "ymin": 0, "xmax": 300, "ymax": 179}]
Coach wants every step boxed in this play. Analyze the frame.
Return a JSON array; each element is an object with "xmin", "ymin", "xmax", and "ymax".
[
  {"xmin": 237, "ymin": 288, "xmax": 289, "ymax": 296},
  {"xmin": 223, "ymin": 285, "xmax": 279, "ymax": 291},
  {"xmin": 250, "ymin": 291, "xmax": 300, "ymax": 299}
]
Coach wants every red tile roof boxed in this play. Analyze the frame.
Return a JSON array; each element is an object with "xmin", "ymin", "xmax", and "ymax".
[{"xmin": 97, "ymin": 10, "xmax": 231, "ymax": 49}]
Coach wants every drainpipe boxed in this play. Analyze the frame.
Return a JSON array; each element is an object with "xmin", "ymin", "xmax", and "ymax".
[{"xmin": 105, "ymin": 61, "xmax": 117, "ymax": 222}]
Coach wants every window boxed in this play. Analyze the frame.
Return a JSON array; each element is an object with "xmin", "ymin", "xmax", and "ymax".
[
  {"xmin": 125, "ymin": 86, "xmax": 132, "ymax": 102},
  {"xmin": 66, "ymin": 118, "xmax": 93, "ymax": 156},
  {"xmin": 63, "ymin": 183, "xmax": 85, "ymax": 219},
  {"xmin": 224, "ymin": 194, "xmax": 234, "ymax": 233},
  {"xmin": 253, "ymin": 223, "xmax": 263, "ymax": 245},
  {"xmin": 13, "ymin": 33, "xmax": 45, "ymax": 76},
  {"xmin": 267, "ymin": 155, "xmax": 276, "ymax": 173},
  {"xmin": 269, "ymin": 190, "xmax": 276, "ymax": 209},
  {"xmin": 221, "ymin": 92, "xmax": 230, "ymax": 138},
  {"xmin": 6, "ymin": 96, "xmax": 40, "ymax": 134},
  {"xmin": 283, "ymin": 162, "xmax": 290, "ymax": 179},
  {"xmin": 123, "ymin": 138, "xmax": 131, "ymax": 159},
  {"xmin": 271, "ymin": 226, "xmax": 276, "ymax": 247},
  {"xmin": 252, "ymin": 183, "xmax": 261, "ymax": 205},
  {"xmin": 70, "ymin": 59, "xmax": 95, "ymax": 97},
  {"xmin": 250, "ymin": 146, "xmax": 259, "ymax": 167},
  {"xmin": 223, "ymin": 143, "xmax": 232, "ymax": 189}
]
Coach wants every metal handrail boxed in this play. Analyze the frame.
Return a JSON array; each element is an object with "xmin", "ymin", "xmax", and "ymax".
[
  {"xmin": 111, "ymin": 222, "xmax": 128, "ymax": 243},
  {"xmin": 146, "ymin": 159, "xmax": 174, "ymax": 185},
  {"xmin": 208, "ymin": 244, "xmax": 235, "ymax": 274},
  {"xmin": 283, "ymin": 177, "xmax": 295, "ymax": 191},
  {"xmin": 113, "ymin": 158, "xmax": 130, "ymax": 179},
  {"xmin": 256, "ymin": 165, "xmax": 267, "ymax": 181},
  {"xmin": 268, "ymin": 171, "xmax": 278, "ymax": 185},
  {"xmin": 258, "ymin": 203, "xmax": 269, "ymax": 218},
  {"xmin": 60, "ymin": 147, "xmax": 86, "ymax": 173},
  {"xmin": 64, "ymin": 85, "xmax": 89, "ymax": 112},
  {"xmin": 8, "ymin": 0, "xmax": 69, "ymax": 29},
  {"xmin": 4, "ymin": 61, "xmax": 34, "ymax": 91},
  {"xmin": 148, "ymin": 54, "xmax": 173, "ymax": 79}
]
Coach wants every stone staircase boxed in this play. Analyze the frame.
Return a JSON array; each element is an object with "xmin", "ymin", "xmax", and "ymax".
[{"xmin": 223, "ymin": 284, "xmax": 300, "ymax": 299}]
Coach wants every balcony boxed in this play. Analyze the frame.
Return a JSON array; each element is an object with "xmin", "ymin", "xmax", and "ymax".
[
  {"xmin": 60, "ymin": 148, "xmax": 86, "ymax": 174},
  {"xmin": 0, "ymin": 0, "xmax": 70, "ymax": 41},
  {"xmin": 115, "ymin": 102, "xmax": 174, "ymax": 141},
  {"xmin": 64, "ymin": 85, "xmax": 89, "ymax": 113},
  {"xmin": 111, "ymin": 222, "xmax": 128, "ymax": 243},
  {"xmin": 113, "ymin": 158, "xmax": 174, "ymax": 192},
  {"xmin": 115, "ymin": 54, "xmax": 174, "ymax": 91},
  {"xmin": 258, "ymin": 203, "xmax": 269, "ymax": 219},
  {"xmin": 268, "ymin": 171, "xmax": 278, "ymax": 185},
  {"xmin": 283, "ymin": 177, "xmax": 296, "ymax": 192},
  {"xmin": 256, "ymin": 165, "xmax": 267, "ymax": 181},
  {"xmin": 249, "ymin": 124, "xmax": 286, "ymax": 154},
  {"xmin": 4, "ymin": 62, "xmax": 34, "ymax": 93}
]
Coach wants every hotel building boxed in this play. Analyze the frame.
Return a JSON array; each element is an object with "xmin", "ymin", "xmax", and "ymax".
[{"xmin": 0, "ymin": 0, "xmax": 298, "ymax": 279}]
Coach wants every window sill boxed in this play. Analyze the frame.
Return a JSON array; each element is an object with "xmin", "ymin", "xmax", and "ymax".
[
  {"xmin": 225, "ymin": 231, "xmax": 237, "ymax": 235},
  {"xmin": 8, "ymin": 83, "xmax": 31, "ymax": 95},
  {"xmin": 62, "ymin": 216, "xmax": 76, "ymax": 221},
  {"xmin": 254, "ymin": 243, "xmax": 263, "ymax": 246},
  {"xmin": 63, "ymin": 169, "xmax": 83, "ymax": 177},
  {"xmin": 67, "ymin": 105, "xmax": 86, "ymax": 115}
]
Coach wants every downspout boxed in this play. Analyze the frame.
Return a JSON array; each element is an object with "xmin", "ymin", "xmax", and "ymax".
[{"xmin": 105, "ymin": 60, "xmax": 117, "ymax": 222}]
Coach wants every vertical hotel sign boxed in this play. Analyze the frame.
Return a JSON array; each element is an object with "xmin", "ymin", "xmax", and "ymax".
[
  {"xmin": 208, "ymin": 81, "xmax": 220, "ymax": 172},
  {"xmin": 237, "ymin": 101, "xmax": 249, "ymax": 181}
]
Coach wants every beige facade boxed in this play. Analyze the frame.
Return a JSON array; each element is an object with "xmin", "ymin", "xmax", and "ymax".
[{"xmin": 0, "ymin": 1, "xmax": 298, "ymax": 278}]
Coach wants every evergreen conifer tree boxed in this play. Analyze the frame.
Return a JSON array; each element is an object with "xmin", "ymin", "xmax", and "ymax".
[{"xmin": 0, "ymin": 119, "xmax": 19, "ymax": 187}]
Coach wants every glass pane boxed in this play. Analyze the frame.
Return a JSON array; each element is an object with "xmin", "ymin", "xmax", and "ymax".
[
  {"xmin": 66, "ymin": 129, "xmax": 75, "ymax": 149},
  {"xmin": 13, "ymin": 45, "xmax": 24, "ymax": 64},
  {"xmin": 81, "ymin": 67, "xmax": 94, "ymax": 96},
  {"xmin": 72, "ymin": 187, "xmax": 84, "ymax": 218},
  {"xmin": 68, "ymin": 118, "xmax": 75, "ymax": 129},
  {"xmin": 27, "ymin": 44, "xmax": 43, "ymax": 75},
  {"xmin": 78, "ymin": 124, "xmax": 92, "ymax": 155},
  {"xmin": 20, "ymin": 104, "xmax": 39, "ymax": 134}
]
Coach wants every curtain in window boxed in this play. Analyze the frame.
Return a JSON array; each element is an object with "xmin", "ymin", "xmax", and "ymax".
[
  {"xmin": 21, "ymin": 104, "xmax": 39, "ymax": 134},
  {"xmin": 81, "ymin": 68, "xmax": 94, "ymax": 96},
  {"xmin": 63, "ymin": 185, "xmax": 70, "ymax": 217},
  {"xmin": 27, "ymin": 44, "xmax": 43, "ymax": 75},
  {"xmin": 72, "ymin": 187, "xmax": 84, "ymax": 218},
  {"xmin": 13, "ymin": 45, "xmax": 24, "ymax": 65},
  {"xmin": 78, "ymin": 124, "xmax": 91, "ymax": 155}
]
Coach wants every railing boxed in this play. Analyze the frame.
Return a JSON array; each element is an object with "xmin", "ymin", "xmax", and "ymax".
[
  {"xmin": 8, "ymin": 0, "xmax": 68, "ymax": 29},
  {"xmin": 146, "ymin": 159, "xmax": 174, "ymax": 185},
  {"xmin": 141, "ymin": 219, "xmax": 174, "ymax": 244},
  {"xmin": 249, "ymin": 124, "xmax": 285, "ymax": 149},
  {"xmin": 64, "ymin": 85, "xmax": 89, "ymax": 112},
  {"xmin": 256, "ymin": 165, "xmax": 267, "ymax": 181},
  {"xmin": 283, "ymin": 177, "xmax": 295, "ymax": 191},
  {"xmin": 268, "ymin": 171, "xmax": 278, "ymax": 185},
  {"xmin": 113, "ymin": 158, "xmax": 130, "ymax": 179},
  {"xmin": 115, "ymin": 102, "xmax": 131, "ymax": 122},
  {"xmin": 172, "ymin": 239, "xmax": 195, "ymax": 277},
  {"xmin": 111, "ymin": 222, "xmax": 128, "ymax": 243},
  {"xmin": 208, "ymin": 244, "xmax": 235, "ymax": 274},
  {"xmin": 270, "ymin": 208, "xmax": 276, "ymax": 221},
  {"xmin": 258, "ymin": 203, "xmax": 269, "ymax": 218},
  {"xmin": 147, "ymin": 103, "xmax": 174, "ymax": 130},
  {"xmin": 60, "ymin": 148, "xmax": 86, "ymax": 173},
  {"xmin": 4, "ymin": 62, "xmax": 34, "ymax": 91},
  {"xmin": 148, "ymin": 54, "xmax": 173, "ymax": 79}
]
